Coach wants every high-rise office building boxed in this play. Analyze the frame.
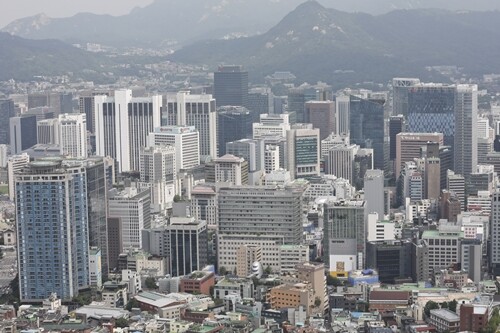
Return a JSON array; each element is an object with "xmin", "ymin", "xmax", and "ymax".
[
  {"xmin": 447, "ymin": 170, "xmax": 466, "ymax": 211},
  {"xmin": 94, "ymin": 90, "xmax": 162, "ymax": 172},
  {"xmin": 37, "ymin": 118, "xmax": 60, "ymax": 144},
  {"xmin": 323, "ymin": 199, "xmax": 366, "ymax": 275},
  {"xmin": 349, "ymin": 95, "xmax": 386, "ymax": 170},
  {"xmin": 226, "ymin": 138, "xmax": 265, "ymax": 174},
  {"xmin": 285, "ymin": 124, "xmax": 320, "ymax": 180},
  {"xmin": 214, "ymin": 154, "xmax": 248, "ymax": 185},
  {"xmin": 264, "ymin": 145, "xmax": 280, "ymax": 173},
  {"xmin": 325, "ymin": 144, "xmax": 358, "ymax": 184},
  {"xmin": 305, "ymin": 101, "xmax": 335, "ymax": 140},
  {"xmin": 140, "ymin": 145, "xmax": 176, "ymax": 184},
  {"xmin": 162, "ymin": 91, "xmax": 217, "ymax": 159},
  {"xmin": 79, "ymin": 95, "xmax": 96, "ymax": 133},
  {"xmin": 139, "ymin": 145, "xmax": 176, "ymax": 213},
  {"xmin": 63, "ymin": 157, "xmax": 113, "ymax": 277},
  {"xmin": 425, "ymin": 157, "xmax": 441, "ymax": 200},
  {"xmin": 58, "ymin": 113, "xmax": 87, "ymax": 158},
  {"xmin": 214, "ymin": 65, "xmax": 248, "ymax": 108},
  {"xmin": 335, "ymin": 95, "xmax": 350, "ymax": 136},
  {"xmin": 16, "ymin": 159, "xmax": 90, "ymax": 301},
  {"xmin": 191, "ymin": 184, "xmax": 218, "ymax": 228},
  {"xmin": 392, "ymin": 78, "xmax": 421, "ymax": 117},
  {"xmin": 24, "ymin": 106, "xmax": 55, "ymax": 122},
  {"xmin": 28, "ymin": 92, "xmax": 73, "ymax": 115},
  {"xmin": 395, "ymin": 132, "xmax": 443, "ymax": 177},
  {"xmin": 0, "ymin": 99, "xmax": 15, "ymax": 144},
  {"xmin": 108, "ymin": 187, "xmax": 151, "ymax": 251},
  {"xmin": 247, "ymin": 87, "xmax": 273, "ymax": 121},
  {"xmin": 218, "ymin": 183, "xmax": 306, "ymax": 244},
  {"xmin": 364, "ymin": 169, "xmax": 385, "ymax": 219},
  {"xmin": 406, "ymin": 83, "xmax": 456, "ymax": 147},
  {"xmin": 287, "ymin": 87, "xmax": 316, "ymax": 124},
  {"xmin": 491, "ymin": 191, "xmax": 500, "ymax": 275},
  {"xmin": 167, "ymin": 217, "xmax": 208, "ymax": 277},
  {"xmin": 366, "ymin": 240, "xmax": 413, "ymax": 284},
  {"xmin": 253, "ymin": 113, "xmax": 291, "ymax": 139},
  {"xmin": 454, "ymin": 84, "xmax": 478, "ymax": 178},
  {"xmin": 148, "ymin": 126, "xmax": 199, "ymax": 171},
  {"xmin": 7, "ymin": 153, "xmax": 30, "ymax": 200},
  {"xmin": 10, "ymin": 115, "xmax": 37, "ymax": 154},
  {"xmin": 389, "ymin": 115, "xmax": 405, "ymax": 161},
  {"xmin": 217, "ymin": 106, "xmax": 253, "ymax": 156}
]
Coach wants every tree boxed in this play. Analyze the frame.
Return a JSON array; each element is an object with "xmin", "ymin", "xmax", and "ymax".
[
  {"xmin": 218, "ymin": 266, "xmax": 227, "ymax": 276},
  {"xmin": 173, "ymin": 195, "xmax": 181, "ymax": 202},
  {"xmin": 441, "ymin": 301, "xmax": 448, "ymax": 309},
  {"xmin": 485, "ymin": 308, "xmax": 500, "ymax": 333},
  {"xmin": 125, "ymin": 298, "xmax": 139, "ymax": 311},
  {"xmin": 264, "ymin": 266, "xmax": 272, "ymax": 275},
  {"xmin": 424, "ymin": 300, "xmax": 439, "ymax": 318},
  {"xmin": 115, "ymin": 317, "xmax": 129, "ymax": 328},
  {"xmin": 448, "ymin": 299, "xmax": 458, "ymax": 312},
  {"xmin": 314, "ymin": 297, "xmax": 321, "ymax": 307},
  {"xmin": 327, "ymin": 275, "xmax": 342, "ymax": 287},
  {"xmin": 145, "ymin": 277, "xmax": 157, "ymax": 289}
]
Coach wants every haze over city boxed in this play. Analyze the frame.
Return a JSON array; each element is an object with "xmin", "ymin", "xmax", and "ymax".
[{"xmin": 1, "ymin": 0, "xmax": 500, "ymax": 332}]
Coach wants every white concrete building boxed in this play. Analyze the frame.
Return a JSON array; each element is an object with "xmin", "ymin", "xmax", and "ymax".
[
  {"xmin": 108, "ymin": 187, "xmax": 151, "ymax": 250},
  {"xmin": 264, "ymin": 145, "xmax": 280, "ymax": 173},
  {"xmin": 59, "ymin": 113, "xmax": 87, "ymax": 158},
  {"xmin": 253, "ymin": 113, "xmax": 290, "ymax": 139},
  {"xmin": 7, "ymin": 153, "xmax": 30, "ymax": 200},
  {"xmin": 214, "ymin": 154, "xmax": 247, "ymax": 185},
  {"xmin": 163, "ymin": 91, "xmax": 217, "ymax": 159},
  {"xmin": 285, "ymin": 125, "xmax": 320, "ymax": 180},
  {"xmin": 94, "ymin": 90, "xmax": 162, "ymax": 172},
  {"xmin": 366, "ymin": 213, "xmax": 396, "ymax": 242},
  {"xmin": 148, "ymin": 126, "xmax": 199, "ymax": 171},
  {"xmin": 139, "ymin": 145, "xmax": 176, "ymax": 213},
  {"xmin": 37, "ymin": 118, "xmax": 60, "ymax": 145}
]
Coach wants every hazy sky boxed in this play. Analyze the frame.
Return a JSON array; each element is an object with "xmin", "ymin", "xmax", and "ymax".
[{"xmin": 0, "ymin": 0, "xmax": 153, "ymax": 27}]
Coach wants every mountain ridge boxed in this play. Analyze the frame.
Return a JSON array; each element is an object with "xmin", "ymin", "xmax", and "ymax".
[
  {"xmin": 5, "ymin": 0, "xmax": 500, "ymax": 48},
  {"xmin": 168, "ymin": 1, "xmax": 500, "ymax": 86},
  {"xmin": 0, "ymin": 32, "xmax": 112, "ymax": 81}
]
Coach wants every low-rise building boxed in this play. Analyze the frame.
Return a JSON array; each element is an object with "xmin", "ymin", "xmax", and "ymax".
[
  {"xmin": 429, "ymin": 309, "xmax": 459, "ymax": 333},
  {"xmin": 180, "ymin": 271, "xmax": 215, "ymax": 295},
  {"xmin": 213, "ymin": 278, "xmax": 254, "ymax": 299},
  {"xmin": 368, "ymin": 290, "xmax": 409, "ymax": 312},
  {"xmin": 460, "ymin": 304, "xmax": 488, "ymax": 332},
  {"xmin": 268, "ymin": 283, "xmax": 315, "ymax": 316},
  {"xmin": 101, "ymin": 281, "xmax": 128, "ymax": 308}
]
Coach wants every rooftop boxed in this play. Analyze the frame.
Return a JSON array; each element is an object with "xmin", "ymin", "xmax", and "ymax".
[{"xmin": 430, "ymin": 308, "xmax": 459, "ymax": 322}]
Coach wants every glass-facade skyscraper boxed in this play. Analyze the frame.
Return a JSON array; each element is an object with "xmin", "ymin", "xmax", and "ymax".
[
  {"xmin": 0, "ymin": 99, "xmax": 15, "ymax": 145},
  {"xmin": 16, "ymin": 159, "xmax": 90, "ymax": 301},
  {"xmin": 214, "ymin": 65, "xmax": 248, "ymax": 108},
  {"xmin": 406, "ymin": 84, "xmax": 456, "ymax": 147},
  {"xmin": 217, "ymin": 106, "xmax": 253, "ymax": 156},
  {"xmin": 349, "ymin": 95, "xmax": 385, "ymax": 170}
]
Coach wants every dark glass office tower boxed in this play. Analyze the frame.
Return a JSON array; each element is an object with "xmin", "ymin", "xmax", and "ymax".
[
  {"xmin": 214, "ymin": 65, "xmax": 248, "ymax": 107},
  {"xmin": 0, "ymin": 99, "xmax": 15, "ymax": 144},
  {"xmin": 10, "ymin": 114, "xmax": 37, "ymax": 154},
  {"xmin": 349, "ymin": 95, "xmax": 385, "ymax": 170},
  {"xmin": 217, "ymin": 106, "xmax": 253, "ymax": 156},
  {"xmin": 167, "ymin": 218, "xmax": 208, "ymax": 277},
  {"xmin": 389, "ymin": 115, "xmax": 405, "ymax": 160}
]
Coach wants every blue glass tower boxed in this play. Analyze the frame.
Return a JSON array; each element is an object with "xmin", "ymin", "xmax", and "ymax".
[{"xmin": 16, "ymin": 159, "xmax": 89, "ymax": 301}]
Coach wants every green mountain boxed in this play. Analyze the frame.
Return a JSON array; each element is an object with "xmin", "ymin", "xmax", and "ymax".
[
  {"xmin": 0, "ymin": 32, "xmax": 109, "ymax": 81},
  {"xmin": 169, "ymin": 1, "xmax": 500, "ymax": 85}
]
